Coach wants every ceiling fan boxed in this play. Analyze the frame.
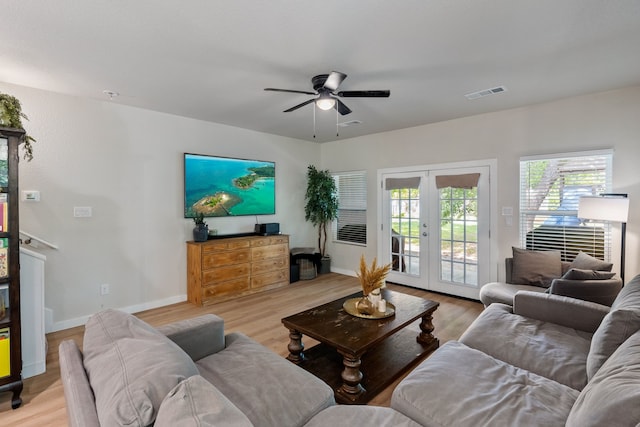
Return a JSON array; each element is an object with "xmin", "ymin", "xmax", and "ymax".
[{"xmin": 264, "ymin": 71, "xmax": 390, "ymax": 115}]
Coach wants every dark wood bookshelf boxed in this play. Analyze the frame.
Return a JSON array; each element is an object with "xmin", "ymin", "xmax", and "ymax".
[{"xmin": 0, "ymin": 126, "xmax": 24, "ymax": 409}]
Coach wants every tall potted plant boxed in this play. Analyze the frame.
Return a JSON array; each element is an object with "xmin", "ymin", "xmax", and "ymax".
[
  {"xmin": 0, "ymin": 92, "xmax": 36, "ymax": 161},
  {"xmin": 305, "ymin": 165, "xmax": 338, "ymax": 274}
]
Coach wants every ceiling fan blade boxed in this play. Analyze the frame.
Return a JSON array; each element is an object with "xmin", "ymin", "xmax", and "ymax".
[
  {"xmin": 283, "ymin": 98, "xmax": 315, "ymax": 112},
  {"xmin": 264, "ymin": 88, "xmax": 316, "ymax": 95},
  {"xmin": 335, "ymin": 99, "xmax": 352, "ymax": 115},
  {"xmin": 323, "ymin": 71, "xmax": 347, "ymax": 91},
  {"xmin": 337, "ymin": 90, "xmax": 390, "ymax": 98}
]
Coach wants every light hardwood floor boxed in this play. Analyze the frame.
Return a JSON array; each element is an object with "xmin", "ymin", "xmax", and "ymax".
[{"xmin": 0, "ymin": 273, "xmax": 483, "ymax": 426}]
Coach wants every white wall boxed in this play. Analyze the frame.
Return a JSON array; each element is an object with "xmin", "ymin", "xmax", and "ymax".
[
  {"xmin": 321, "ymin": 86, "xmax": 640, "ymax": 282},
  {"xmin": 4, "ymin": 81, "xmax": 639, "ymax": 330},
  {"xmin": 1, "ymin": 82, "xmax": 320, "ymax": 331}
]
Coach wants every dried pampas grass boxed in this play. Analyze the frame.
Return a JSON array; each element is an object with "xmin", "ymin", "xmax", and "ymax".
[{"xmin": 356, "ymin": 254, "xmax": 391, "ymax": 296}]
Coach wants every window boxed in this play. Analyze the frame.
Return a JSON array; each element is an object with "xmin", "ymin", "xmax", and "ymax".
[
  {"xmin": 519, "ymin": 150, "xmax": 612, "ymax": 262},
  {"xmin": 332, "ymin": 171, "xmax": 367, "ymax": 245}
]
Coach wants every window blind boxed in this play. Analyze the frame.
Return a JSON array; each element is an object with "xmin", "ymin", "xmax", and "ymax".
[
  {"xmin": 519, "ymin": 151, "xmax": 612, "ymax": 262},
  {"xmin": 332, "ymin": 171, "xmax": 367, "ymax": 245}
]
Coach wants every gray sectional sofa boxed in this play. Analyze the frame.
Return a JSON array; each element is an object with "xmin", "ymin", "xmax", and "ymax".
[
  {"xmin": 391, "ymin": 273, "xmax": 640, "ymax": 426},
  {"xmin": 59, "ymin": 309, "xmax": 419, "ymax": 427},
  {"xmin": 60, "ymin": 273, "xmax": 640, "ymax": 426}
]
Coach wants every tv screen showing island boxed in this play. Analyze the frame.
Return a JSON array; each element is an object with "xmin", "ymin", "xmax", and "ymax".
[{"xmin": 184, "ymin": 153, "xmax": 275, "ymax": 218}]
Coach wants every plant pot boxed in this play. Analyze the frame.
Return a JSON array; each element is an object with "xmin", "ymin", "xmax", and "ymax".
[
  {"xmin": 193, "ymin": 224, "xmax": 209, "ymax": 242},
  {"xmin": 317, "ymin": 256, "xmax": 331, "ymax": 274}
]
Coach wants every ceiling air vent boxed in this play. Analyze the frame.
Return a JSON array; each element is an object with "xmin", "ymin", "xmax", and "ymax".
[
  {"xmin": 464, "ymin": 86, "xmax": 507, "ymax": 100},
  {"xmin": 338, "ymin": 120, "xmax": 362, "ymax": 127}
]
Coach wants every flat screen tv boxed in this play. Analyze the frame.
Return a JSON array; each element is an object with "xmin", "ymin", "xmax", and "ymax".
[{"xmin": 184, "ymin": 153, "xmax": 275, "ymax": 218}]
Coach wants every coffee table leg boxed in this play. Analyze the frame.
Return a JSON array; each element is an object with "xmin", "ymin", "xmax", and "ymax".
[
  {"xmin": 417, "ymin": 306, "xmax": 439, "ymax": 348},
  {"xmin": 336, "ymin": 350, "xmax": 365, "ymax": 402},
  {"xmin": 286, "ymin": 329, "xmax": 305, "ymax": 363}
]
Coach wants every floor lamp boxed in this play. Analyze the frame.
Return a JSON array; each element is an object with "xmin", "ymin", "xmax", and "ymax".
[{"xmin": 578, "ymin": 193, "xmax": 630, "ymax": 284}]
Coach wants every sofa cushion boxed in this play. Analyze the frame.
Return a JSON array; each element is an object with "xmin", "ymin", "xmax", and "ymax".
[
  {"xmin": 391, "ymin": 341, "xmax": 580, "ymax": 427},
  {"xmin": 511, "ymin": 247, "xmax": 562, "ymax": 287},
  {"xmin": 561, "ymin": 268, "xmax": 616, "ymax": 280},
  {"xmin": 587, "ymin": 275, "xmax": 640, "ymax": 379},
  {"xmin": 460, "ymin": 303, "xmax": 592, "ymax": 390},
  {"xmin": 611, "ymin": 273, "xmax": 640, "ymax": 311},
  {"xmin": 479, "ymin": 281, "xmax": 545, "ymax": 306},
  {"xmin": 156, "ymin": 314, "xmax": 225, "ymax": 361},
  {"xmin": 155, "ymin": 375, "xmax": 253, "ymax": 427},
  {"xmin": 570, "ymin": 251, "xmax": 613, "ymax": 272},
  {"xmin": 567, "ymin": 330, "xmax": 640, "ymax": 427},
  {"xmin": 58, "ymin": 340, "xmax": 101, "ymax": 427},
  {"xmin": 196, "ymin": 332, "xmax": 335, "ymax": 427},
  {"xmin": 305, "ymin": 406, "xmax": 421, "ymax": 427},
  {"xmin": 83, "ymin": 309, "xmax": 199, "ymax": 427}
]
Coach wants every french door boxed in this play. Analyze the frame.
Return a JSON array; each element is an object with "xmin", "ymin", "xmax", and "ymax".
[{"xmin": 380, "ymin": 165, "xmax": 491, "ymax": 300}]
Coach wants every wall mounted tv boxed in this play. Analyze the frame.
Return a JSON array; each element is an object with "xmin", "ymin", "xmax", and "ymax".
[{"xmin": 184, "ymin": 153, "xmax": 276, "ymax": 218}]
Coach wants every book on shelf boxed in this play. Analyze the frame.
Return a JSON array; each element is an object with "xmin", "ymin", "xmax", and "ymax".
[
  {"xmin": 0, "ymin": 328, "xmax": 9, "ymax": 378},
  {"xmin": 0, "ymin": 284, "xmax": 7, "ymax": 320},
  {"xmin": 0, "ymin": 242, "xmax": 7, "ymax": 279},
  {"xmin": 0, "ymin": 202, "xmax": 6, "ymax": 232}
]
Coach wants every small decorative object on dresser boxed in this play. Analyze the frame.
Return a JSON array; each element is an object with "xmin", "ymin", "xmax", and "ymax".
[{"xmin": 192, "ymin": 212, "xmax": 208, "ymax": 242}]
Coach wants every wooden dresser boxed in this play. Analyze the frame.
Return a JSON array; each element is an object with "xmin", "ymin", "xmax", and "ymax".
[{"xmin": 187, "ymin": 234, "xmax": 290, "ymax": 306}]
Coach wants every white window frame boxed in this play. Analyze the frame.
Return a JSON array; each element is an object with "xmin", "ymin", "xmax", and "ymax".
[
  {"xmin": 332, "ymin": 170, "xmax": 367, "ymax": 246},
  {"xmin": 519, "ymin": 149, "xmax": 613, "ymax": 262}
]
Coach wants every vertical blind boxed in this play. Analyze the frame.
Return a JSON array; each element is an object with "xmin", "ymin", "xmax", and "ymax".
[
  {"xmin": 519, "ymin": 151, "xmax": 612, "ymax": 262},
  {"xmin": 332, "ymin": 171, "xmax": 367, "ymax": 244}
]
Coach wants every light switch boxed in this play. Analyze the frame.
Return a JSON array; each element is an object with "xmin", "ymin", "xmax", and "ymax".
[{"xmin": 22, "ymin": 190, "xmax": 40, "ymax": 202}]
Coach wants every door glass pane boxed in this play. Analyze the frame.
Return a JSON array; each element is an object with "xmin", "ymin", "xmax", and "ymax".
[
  {"xmin": 390, "ymin": 187, "xmax": 420, "ymax": 275},
  {"xmin": 439, "ymin": 187, "xmax": 478, "ymax": 285}
]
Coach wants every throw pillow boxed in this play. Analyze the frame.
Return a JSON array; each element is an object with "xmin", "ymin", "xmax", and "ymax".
[
  {"xmin": 155, "ymin": 375, "xmax": 253, "ymax": 427},
  {"xmin": 570, "ymin": 252, "xmax": 613, "ymax": 272},
  {"xmin": 561, "ymin": 268, "xmax": 616, "ymax": 280},
  {"xmin": 568, "ymin": 330, "xmax": 640, "ymax": 426},
  {"xmin": 511, "ymin": 247, "xmax": 562, "ymax": 287},
  {"xmin": 83, "ymin": 309, "xmax": 199, "ymax": 427}
]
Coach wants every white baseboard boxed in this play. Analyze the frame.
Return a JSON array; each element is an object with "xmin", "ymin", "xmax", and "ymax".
[{"xmin": 49, "ymin": 294, "xmax": 187, "ymax": 332}]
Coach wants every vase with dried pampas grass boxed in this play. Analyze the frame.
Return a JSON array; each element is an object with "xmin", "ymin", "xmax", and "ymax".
[{"xmin": 356, "ymin": 255, "xmax": 391, "ymax": 296}]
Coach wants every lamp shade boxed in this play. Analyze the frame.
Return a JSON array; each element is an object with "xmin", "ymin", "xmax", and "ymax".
[
  {"xmin": 578, "ymin": 196, "xmax": 629, "ymax": 222},
  {"xmin": 316, "ymin": 94, "xmax": 336, "ymax": 111}
]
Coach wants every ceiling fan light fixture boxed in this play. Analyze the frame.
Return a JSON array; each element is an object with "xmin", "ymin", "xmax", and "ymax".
[{"xmin": 316, "ymin": 94, "xmax": 336, "ymax": 111}]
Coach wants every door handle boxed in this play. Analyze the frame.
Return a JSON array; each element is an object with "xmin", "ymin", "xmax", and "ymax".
[{"xmin": 422, "ymin": 232, "xmax": 428, "ymax": 236}]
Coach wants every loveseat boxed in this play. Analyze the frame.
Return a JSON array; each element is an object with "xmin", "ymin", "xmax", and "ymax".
[
  {"xmin": 59, "ymin": 309, "xmax": 420, "ymax": 427},
  {"xmin": 479, "ymin": 249, "xmax": 622, "ymax": 307},
  {"xmin": 390, "ymin": 273, "xmax": 640, "ymax": 426}
]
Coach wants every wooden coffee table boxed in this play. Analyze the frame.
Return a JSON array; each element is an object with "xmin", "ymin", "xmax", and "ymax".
[{"xmin": 281, "ymin": 289, "xmax": 439, "ymax": 404}]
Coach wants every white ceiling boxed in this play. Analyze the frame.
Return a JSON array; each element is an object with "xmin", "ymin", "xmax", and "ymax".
[{"xmin": 2, "ymin": 1, "xmax": 640, "ymax": 143}]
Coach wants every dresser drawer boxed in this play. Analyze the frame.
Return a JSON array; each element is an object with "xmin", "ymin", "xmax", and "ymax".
[
  {"xmin": 251, "ymin": 243, "xmax": 288, "ymax": 261},
  {"xmin": 252, "ymin": 257, "xmax": 288, "ymax": 275},
  {"xmin": 202, "ymin": 278, "xmax": 251, "ymax": 303},
  {"xmin": 202, "ymin": 264, "xmax": 250, "ymax": 285},
  {"xmin": 202, "ymin": 248, "xmax": 250, "ymax": 269},
  {"xmin": 250, "ymin": 235, "xmax": 289, "ymax": 247},
  {"xmin": 251, "ymin": 269, "xmax": 289, "ymax": 289},
  {"xmin": 202, "ymin": 239, "xmax": 251, "ymax": 253}
]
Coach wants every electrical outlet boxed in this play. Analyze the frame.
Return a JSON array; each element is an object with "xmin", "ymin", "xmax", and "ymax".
[{"xmin": 100, "ymin": 283, "xmax": 110, "ymax": 296}]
